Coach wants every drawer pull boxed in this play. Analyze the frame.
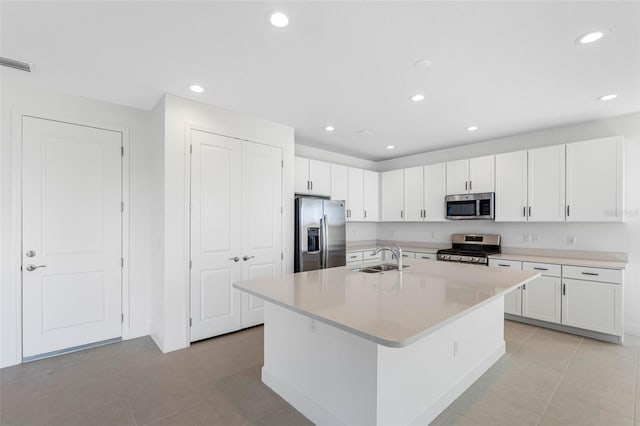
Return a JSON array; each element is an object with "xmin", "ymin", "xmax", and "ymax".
[
  {"xmin": 562, "ymin": 283, "xmax": 566, "ymax": 295},
  {"xmin": 498, "ymin": 264, "xmax": 511, "ymax": 267},
  {"xmin": 582, "ymin": 272, "xmax": 599, "ymax": 276},
  {"xmin": 349, "ymin": 255, "xmax": 358, "ymax": 259},
  {"xmin": 421, "ymin": 256, "xmax": 431, "ymax": 259},
  {"xmin": 533, "ymin": 267, "xmax": 548, "ymax": 271}
]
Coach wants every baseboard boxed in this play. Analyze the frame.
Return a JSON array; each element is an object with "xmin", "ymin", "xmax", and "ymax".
[
  {"xmin": 262, "ymin": 367, "xmax": 347, "ymax": 426},
  {"xmin": 505, "ymin": 315, "xmax": 622, "ymax": 343},
  {"xmin": 625, "ymin": 322, "xmax": 640, "ymax": 337},
  {"xmin": 409, "ymin": 341, "xmax": 506, "ymax": 426},
  {"xmin": 127, "ymin": 324, "xmax": 150, "ymax": 340}
]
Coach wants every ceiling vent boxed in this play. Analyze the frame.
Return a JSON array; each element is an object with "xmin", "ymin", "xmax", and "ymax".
[{"xmin": 0, "ymin": 56, "xmax": 31, "ymax": 72}]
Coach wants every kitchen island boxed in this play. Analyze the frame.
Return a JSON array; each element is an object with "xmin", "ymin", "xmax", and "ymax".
[{"xmin": 234, "ymin": 259, "xmax": 539, "ymax": 426}]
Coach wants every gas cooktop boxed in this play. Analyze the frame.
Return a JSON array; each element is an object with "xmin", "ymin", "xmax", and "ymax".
[{"xmin": 436, "ymin": 234, "xmax": 501, "ymax": 265}]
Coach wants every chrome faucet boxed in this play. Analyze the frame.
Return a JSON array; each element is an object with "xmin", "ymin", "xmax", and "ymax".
[{"xmin": 374, "ymin": 243, "xmax": 403, "ymax": 271}]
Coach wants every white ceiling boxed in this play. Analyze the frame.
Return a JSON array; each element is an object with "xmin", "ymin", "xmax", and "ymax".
[{"xmin": 1, "ymin": 1, "xmax": 639, "ymax": 161}]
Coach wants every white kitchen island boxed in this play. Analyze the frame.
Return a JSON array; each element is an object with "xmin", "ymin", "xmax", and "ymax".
[{"xmin": 234, "ymin": 259, "xmax": 539, "ymax": 426}]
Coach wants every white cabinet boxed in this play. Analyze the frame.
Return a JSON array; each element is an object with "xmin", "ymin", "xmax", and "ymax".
[
  {"xmin": 330, "ymin": 164, "xmax": 348, "ymax": 202},
  {"xmin": 489, "ymin": 259, "xmax": 523, "ymax": 315},
  {"xmin": 381, "ymin": 169, "xmax": 404, "ymax": 221},
  {"xmin": 566, "ymin": 136, "xmax": 624, "ymax": 222},
  {"xmin": 295, "ymin": 157, "xmax": 331, "ymax": 196},
  {"xmin": 446, "ymin": 155, "xmax": 495, "ymax": 195},
  {"xmin": 346, "ymin": 251, "xmax": 364, "ymax": 264},
  {"xmin": 347, "ymin": 168, "xmax": 364, "ymax": 222},
  {"xmin": 424, "ymin": 163, "xmax": 447, "ymax": 221},
  {"xmin": 363, "ymin": 170, "xmax": 380, "ymax": 222},
  {"xmin": 347, "ymin": 249, "xmax": 381, "ymax": 264},
  {"xmin": 495, "ymin": 150, "xmax": 528, "ymax": 222},
  {"xmin": 562, "ymin": 278, "xmax": 623, "ymax": 336},
  {"xmin": 415, "ymin": 251, "xmax": 437, "ymax": 261},
  {"xmin": 404, "ymin": 167, "xmax": 424, "ymax": 221},
  {"xmin": 521, "ymin": 262, "xmax": 561, "ymax": 324},
  {"xmin": 528, "ymin": 145, "xmax": 565, "ymax": 221}
]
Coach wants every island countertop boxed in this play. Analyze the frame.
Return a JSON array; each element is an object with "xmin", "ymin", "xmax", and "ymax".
[{"xmin": 233, "ymin": 259, "xmax": 540, "ymax": 348}]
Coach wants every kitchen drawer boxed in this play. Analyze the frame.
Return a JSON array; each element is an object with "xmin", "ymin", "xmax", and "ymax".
[
  {"xmin": 488, "ymin": 259, "xmax": 522, "ymax": 269},
  {"xmin": 401, "ymin": 251, "xmax": 416, "ymax": 259},
  {"xmin": 346, "ymin": 251, "xmax": 363, "ymax": 263},
  {"xmin": 522, "ymin": 262, "xmax": 561, "ymax": 277},
  {"xmin": 415, "ymin": 252, "xmax": 436, "ymax": 261},
  {"xmin": 363, "ymin": 250, "xmax": 382, "ymax": 262},
  {"xmin": 562, "ymin": 265, "xmax": 623, "ymax": 284}
]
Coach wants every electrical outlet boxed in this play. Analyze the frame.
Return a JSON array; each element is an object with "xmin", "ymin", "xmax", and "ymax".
[{"xmin": 567, "ymin": 235, "xmax": 576, "ymax": 246}]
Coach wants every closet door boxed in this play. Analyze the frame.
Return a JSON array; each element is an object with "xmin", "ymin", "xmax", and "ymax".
[
  {"xmin": 190, "ymin": 130, "xmax": 242, "ymax": 341},
  {"xmin": 241, "ymin": 142, "xmax": 283, "ymax": 328}
]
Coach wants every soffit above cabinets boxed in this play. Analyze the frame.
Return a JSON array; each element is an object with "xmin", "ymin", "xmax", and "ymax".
[{"xmin": 2, "ymin": 2, "xmax": 638, "ymax": 160}]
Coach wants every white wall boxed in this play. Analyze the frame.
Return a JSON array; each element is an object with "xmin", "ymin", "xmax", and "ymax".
[
  {"xmin": 0, "ymin": 82, "xmax": 153, "ymax": 367},
  {"xmin": 296, "ymin": 142, "xmax": 377, "ymax": 170},
  {"xmin": 375, "ymin": 113, "xmax": 640, "ymax": 335},
  {"xmin": 151, "ymin": 94, "xmax": 295, "ymax": 353}
]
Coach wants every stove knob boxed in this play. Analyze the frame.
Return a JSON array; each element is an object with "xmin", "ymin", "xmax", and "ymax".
[{"xmin": 471, "ymin": 257, "xmax": 477, "ymax": 262}]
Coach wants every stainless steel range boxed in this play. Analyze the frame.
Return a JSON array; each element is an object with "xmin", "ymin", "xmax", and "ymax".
[{"xmin": 436, "ymin": 234, "xmax": 501, "ymax": 265}]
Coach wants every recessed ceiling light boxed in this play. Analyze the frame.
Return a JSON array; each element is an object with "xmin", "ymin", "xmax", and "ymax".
[
  {"xmin": 269, "ymin": 11, "xmax": 289, "ymax": 28},
  {"xmin": 576, "ymin": 31, "xmax": 604, "ymax": 45},
  {"xmin": 189, "ymin": 84, "xmax": 204, "ymax": 93},
  {"xmin": 597, "ymin": 94, "xmax": 617, "ymax": 101},
  {"xmin": 466, "ymin": 126, "xmax": 479, "ymax": 132},
  {"xmin": 410, "ymin": 94, "xmax": 425, "ymax": 102},
  {"xmin": 414, "ymin": 58, "xmax": 432, "ymax": 69},
  {"xmin": 324, "ymin": 125, "xmax": 335, "ymax": 132},
  {"xmin": 386, "ymin": 145, "xmax": 395, "ymax": 150}
]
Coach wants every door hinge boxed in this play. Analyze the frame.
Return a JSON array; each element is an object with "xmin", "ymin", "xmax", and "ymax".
[
  {"xmin": 190, "ymin": 144, "xmax": 193, "ymax": 154},
  {"xmin": 189, "ymin": 260, "xmax": 192, "ymax": 269},
  {"xmin": 189, "ymin": 318, "xmax": 192, "ymax": 327},
  {"xmin": 121, "ymin": 146, "xmax": 124, "ymax": 157},
  {"xmin": 121, "ymin": 258, "xmax": 124, "ymax": 267},
  {"xmin": 121, "ymin": 313, "xmax": 124, "ymax": 323}
]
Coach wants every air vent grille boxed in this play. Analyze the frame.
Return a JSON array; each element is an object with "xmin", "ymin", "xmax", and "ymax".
[{"xmin": 0, "ymin": 57, "xmax": 31, "ymax": 72}]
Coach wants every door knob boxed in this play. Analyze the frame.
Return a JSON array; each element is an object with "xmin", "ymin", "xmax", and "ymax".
[
  {"xmin": 243, "ymin": 256, "xmax": 255, "ymax": 261},
  {"xmin": 25, "ymin": 264, "xmax": 47, "ymax": 272},
  {"xmin": 229, "ymin": 257, "xmax": 240, "ymax": 262}
]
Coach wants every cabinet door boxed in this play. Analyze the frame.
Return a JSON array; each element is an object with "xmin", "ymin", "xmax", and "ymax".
[
  {"xmin": 562, "ymin": 279, "xmax": 622, "ymax": 336},
  {"xmin": 495, "ymin": 151, "xmax": 527, "ymax": 222},
  {"xmin": 404, "ymin": 167, "xmax": 424, "ymax": 221},
  {"xmin": 347, "ymin": 168, "xmax": 364, "ymax": 221},
  {"xmin": 469, "ymin": 155, "xmax": 495, "ymax": 193},
  {"xmin": 446, "ymin": 159, "xmax": 469, "ymax": 195},
  {"xmin": 294, "ymin": 157, "xmax": 310, "ymax": 194},
  {"xmin": 330, "ymin": 163, "xmax": 349, "ymax": 202},
  {"xmin": 309, "ymin": 160, "xmax": 331, "ymax": 196},
  {"xmin": 424, "ymin": 163, "xmax": 447, "ymax": 221},
  {"xmin": 381, "ymin": 169, "xmax": 404, "ymax": 221},
  {"xmin": 363, "ymin": 170, "xmax": 380, "ymax": 221},
  {"xmin": 566, "ymin": 136, "xmax": 624, "ymax": 222},
  {"xmin": 522, "ymin": 276, "xmax": 561, "ymax": 324},
  {"xmin": 504, "ymin": 288, "xmax": 522, "ymax": 316},
  {"xmin": 528, "ymin": 145, "xmax": 565, "ymax": 221}
]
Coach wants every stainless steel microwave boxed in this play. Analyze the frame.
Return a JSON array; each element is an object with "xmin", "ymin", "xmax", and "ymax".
[{"xmin": 445, "ymin": 192, "xmax": 495, "ymax": 220}]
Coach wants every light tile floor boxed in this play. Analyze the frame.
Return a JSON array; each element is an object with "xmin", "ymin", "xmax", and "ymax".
[{"xmin": 1, "ymin": 321, "xmax": 638, "ymax": 425}]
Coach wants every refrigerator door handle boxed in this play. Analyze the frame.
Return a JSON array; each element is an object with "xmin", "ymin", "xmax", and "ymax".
[
  {"xmin": 319, "ymin": 216, "xmax": 325, "ymax": 269},
  {"xmin": 322, "ymin": 214, "xmax": 329, "ymax": 268}
]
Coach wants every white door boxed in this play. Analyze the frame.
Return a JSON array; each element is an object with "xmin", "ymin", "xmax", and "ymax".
[
  {"xmin": 522, "ymin": 276, "xmax": 561, "ymax": 324},
  {"xmin": 504, "ymin": 288, "xmax": 522, "ymax": 316},
  {"xmin": 363, "ymin": 170, "xmax": 380, "ymax": 221},
  {"xmin": 294, "ymin": 157, "xmax": 309, "ymax": 194},
  {"xmin": 562, "ymin": 279, "xmax": 622, "ymax": 336},
  {"xmin": 403, "ymin": 167, "xmax": 424, "ymax": 221},
  {"xmin": 446, "ymin": 160, "xmax": 469, "ymax": 195},
  {"xmin": 495, "ymin": 151, "xmax": 528, "ymax": 222},
  {"xmin": 308, "ymin": 160, "xmax": 331, "ymax": 197},
  {"xmin": 566, "ymin": 136, "xmax": 624, "ymax": 222},
  {"xmin": 528, "ymin": 145, "xmax": 565, "ymax": 221},
  {"xmin": 241, "ymin": 142, "xmax": 282, "ymax": 328},
  {"xmin": 468, "ymin": 155, "xmax": 495, "ymax": 193},
  {"xmin": 190, "ymin": 130, "xmax": 242, "ymax": 341},
  {"xmin": 330, "ymin": 163, "xmax": 349, "ymax": 202},
  {"xmin": 423, "ymin": 163, "xmax": 447, "ymax": 221},
  {"xmin": 381, "ymin": 169, "xmax": 404, "ymax": 221},
  {"xmin": 22, "ymin": 117, "xmax": 122, "ymax": 358},
  {"xmin": 347, "ymin": 167, "xmax": 364, "ymax": 221}
]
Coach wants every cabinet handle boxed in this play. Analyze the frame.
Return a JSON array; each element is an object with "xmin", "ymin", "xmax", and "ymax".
[
  {"xmin": 469, "ymin": 180, "xmax": 472, "ymax": 191},
  {"xmin": 528, "ymin": 206, "xmax": 532, "ymax": 217},
  {"xmin": 562, "ymin": 283, "xmax": 566, "ymax": 295},
  {"xmin": 364, "ymin": 210, "xmax": 367, "ymax": 218},
  {"xmin": 347, "ymin": 209, "xmax": 351, "ymax": 218},
  {"xmin": 581, "ymin": 272, "xmax": 599, "ymax": 276},
  {"xmin": 349, "ymin": 255, "xmax": 358, "ymax": 259},
  {"xmin": 310, "ymin": 181, "xmax": 313, "ymax": 190},
  {"xmin": 400, "ymin": 210, "xmax": 404, "ymax": 219},
  {"xmin": 523, "ymin": 206, "xmax": 526, "ymax": 217},
  {"xmin": 533, "ymin": 267, "xmax": 548, "ymax": 271},
  {"xmin": 465, "ymin": 181, "xmax": 468, "ymax": 191},
  {"xmin": 306, "ymin": 181, "xmax": 310, "ymax": 190},
  {"xmin": 498, "ymin": 264, "xmax": 511, "ymax": 267},
  {"xmin": 567, "ymin": 205, "xmax": 570, "ymax": 217}
]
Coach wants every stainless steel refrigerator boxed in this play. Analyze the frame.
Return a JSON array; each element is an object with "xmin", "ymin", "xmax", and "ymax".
[{"xmin": 295, "ymin": 197, "xmax": 346, "ymax": 272}]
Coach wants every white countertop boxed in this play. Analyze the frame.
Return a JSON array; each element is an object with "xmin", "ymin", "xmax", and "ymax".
[{"xmin": 234, "ymin": 259, "xmax": 539, "ymax": 348}]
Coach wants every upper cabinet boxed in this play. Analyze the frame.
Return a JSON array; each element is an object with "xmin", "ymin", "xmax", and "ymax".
[
  {"xmin": 347, "ymin": 167, "xmax": 364, "ymax": 221},
  {"xmin": 403, "ymin": 166, "xmax": 424, "ymax": 222},
  {"xmin": 566, "ymin": 136, "xmax": 624, "ymax": 222},
  {"xmin": 363, "ymin": 170, "xmax": 380, "ymax": 222},
  {"xmin": 402, "ymin": 163, "xmax": 447, "ymax": 222},
  {"xmin": 446, "ymin": 155, "xmax": 495, "ymax": 195},
  {"xmin": 330, "ymin": 163, "xmax": 348, "ymax": 202},
  {"xmin": 381, "ymin": 169, "xmax": 404, "ymax": 221},
  {"xmin": 528, "ymin": 145, "xmax": 566, "ymax": 221},
  {"xmin": 495, "ymin": 150, "xmax": 528, "ymax": 222},
  {"xmin": 334, "ymin": 166, "xmax": 379, "ymax": 222},
  {"xmin": 295, "ymin": 157, "xmax": 330, "ymax": 196}
]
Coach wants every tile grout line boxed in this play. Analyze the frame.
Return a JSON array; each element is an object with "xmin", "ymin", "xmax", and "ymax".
[
  {"xmin": 534, "ymin": 336, "xmax": 584, "ymax": 426},
  {"xmin": 509, "ymin": 324, "xmax": 539, "ymax": 356}
]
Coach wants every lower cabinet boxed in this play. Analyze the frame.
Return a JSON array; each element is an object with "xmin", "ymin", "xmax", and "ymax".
[
  {"xmin": 521, "ymin": 262, "xmax": 562, "ymax": 324},
  {"xmin": 562, "ymin": 278, "xmax": 623, "ymax": 336},
  {"xmin": 488, "ymin": 259, "xmax": 523, "ymax": 315},
  {"xmin": 347, "ymin": 249, "xmax": 381, "ymax": 265}
]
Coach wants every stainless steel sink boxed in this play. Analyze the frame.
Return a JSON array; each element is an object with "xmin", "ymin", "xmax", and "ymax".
[{"xmin": 350, "ymin": 263, "xmax": 409, "ymax": 273}]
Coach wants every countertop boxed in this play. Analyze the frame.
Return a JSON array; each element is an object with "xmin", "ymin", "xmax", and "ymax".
[{"xmin": 233, "ymin": 259, "xmax": 539, "ymax": 348}]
